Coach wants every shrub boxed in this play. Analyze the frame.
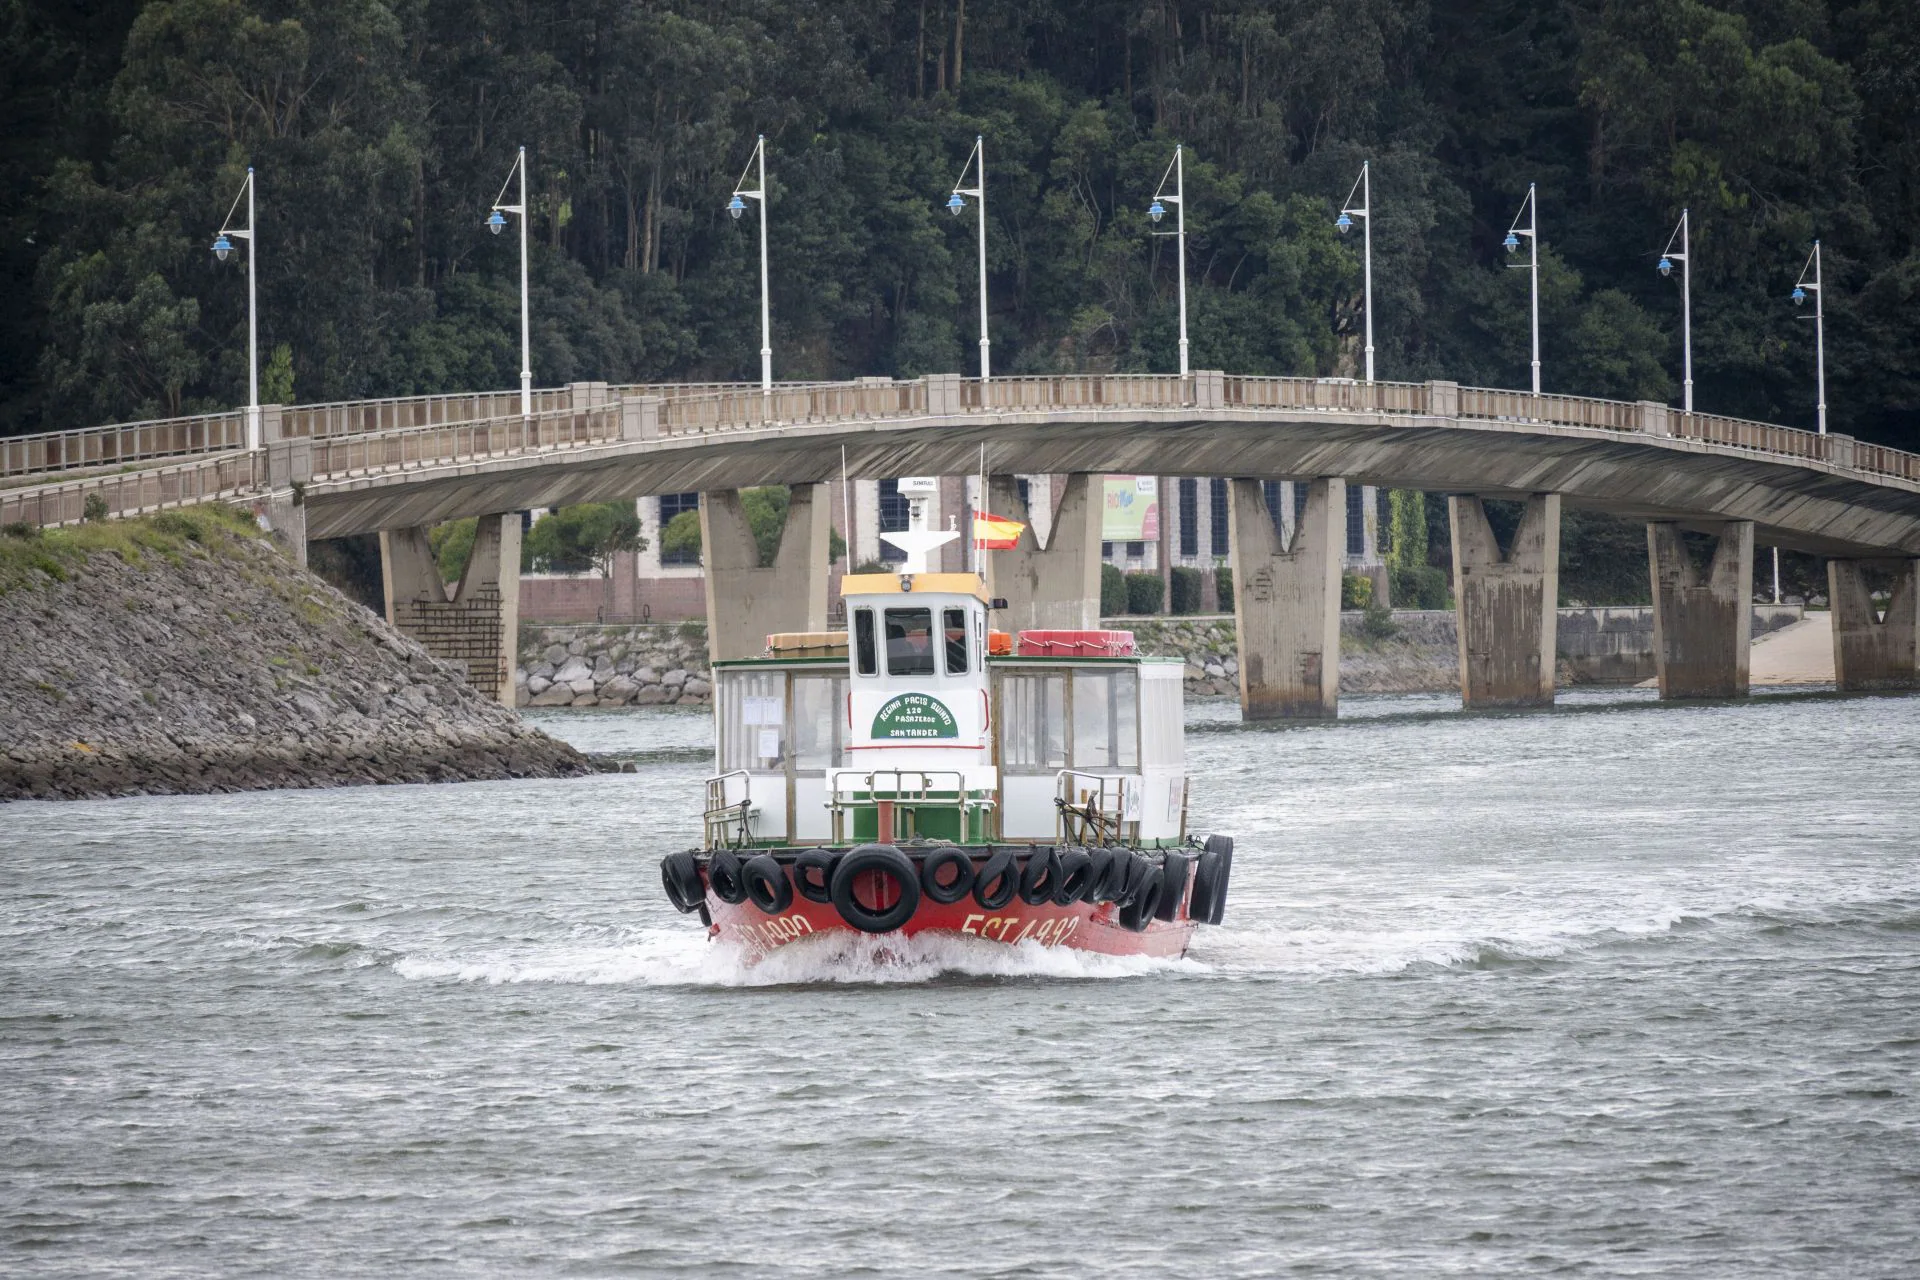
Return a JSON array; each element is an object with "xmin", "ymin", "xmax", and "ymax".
[
  {"xmin": 82, "ymin": 493, "xmax": 109, "ymax": 522},
  {"xmin": 1361, "ymin": 602, "xmax": 1400, "ymax": 640},
  {"xmin": 1169, "ymin": 566, "xmax": 1204, "ymax": 614},
  {"xmin": 1099, "ymin": 563, "xmax": 1127, "ymax": 616},
  {"xmin": 1124, "ymin": 571, "xmax": 1163, "ymax": 614},
  {"xmin": 1341, "ymin": 572, "xmax": 1373, "ymax": 610},
  {"xmin": 1215, "ymin": 567, "xmax": 1234, "ymax": 614},
  {"xmin": 1391, "ymin": 563, "xmax": 1451, "ymax": 610}
]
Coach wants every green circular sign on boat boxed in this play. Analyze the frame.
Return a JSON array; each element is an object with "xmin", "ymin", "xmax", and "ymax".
[{"xmin": 870, "ymin": 692, "xmax": 959, "ymax": 739}]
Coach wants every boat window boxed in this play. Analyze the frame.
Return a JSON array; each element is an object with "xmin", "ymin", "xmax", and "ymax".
[
  {"xmin": 1071, "ymin": 670, "xmax": 1139, "ymax": 768},
  {"xmin": 791, "ymin": 672, "xmax": 845, "ymax": 771},
  {"xmin": 1072, "ymin": 671, "xmax": 1114, "ymax": 767},
  {"xmin": 720, "ymin": 669, "xmax": 786, "ymax": 772},
  {"xmin": 1140, "ymin": 669, "xmax": 1184, "ymax": 768},
  {"xmin": 943, "ymin": 607, "xmax": 969, "ymax": 675},
  {"xmin": 854, "ymin": 608, "xmax": 877, "ymax": 676},
  {"xmin": 885, "ymin": 608, "xmax": 935, "ymax": 676},
  {"xmin": 1000, "ymin": 672, "xmax": 1066, "ymax": 773},
  {"xmin": 1115, "ymin": 670, "xmax": 1139, "ymax": 768}
]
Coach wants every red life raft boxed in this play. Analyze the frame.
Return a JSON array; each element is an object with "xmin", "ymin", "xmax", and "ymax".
[{"xmin": 1014, "ymin": 629, "xmax": 1137, "ymax": 658}]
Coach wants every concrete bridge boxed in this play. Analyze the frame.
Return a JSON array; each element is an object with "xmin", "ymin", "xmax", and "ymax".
[{"xmin": 5, "ymin": 371, "xmax": 1917, "ymax": 715}]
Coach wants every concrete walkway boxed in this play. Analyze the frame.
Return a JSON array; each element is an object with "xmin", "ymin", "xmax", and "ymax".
[
  {"xmin": 1635, "ymin": 611, "xmax": 1835, "ymax": 688},
  {"xmin": 1749, "ymin": 611, "xmax": 1835, "ymax": 685}
]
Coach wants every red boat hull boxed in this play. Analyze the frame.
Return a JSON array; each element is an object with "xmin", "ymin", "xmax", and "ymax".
[{"xmin": 706, "ymin": 884, "xmax": 1196, "ymax": 961}]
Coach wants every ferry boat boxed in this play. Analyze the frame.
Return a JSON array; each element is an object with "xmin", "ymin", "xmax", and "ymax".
[{"xmin": 657, "ymin": 478, "xmax": 1232, "ymax": 961}]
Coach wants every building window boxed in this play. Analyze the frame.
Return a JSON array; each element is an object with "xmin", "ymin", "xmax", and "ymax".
[
  {"xmin": 1016, "ymin": 478, "xmax": 1031, "ymax": 513},
  {"xmin": 1295, "ymin": 483, "xmax": 1307, "ymax": 527},
  {"xmin": 1179, "ymin": 479, "xmax": 1198, "ymax": 557},
  {"xmin": 1126, "ymin": 540, "xmax": 1145, "ymax": 559},
  {"xmin": 659, "ymin": 492, "xmax": 699, "ymax": 565},
  {"xmin": 878, "ymin": 479, "xmax": 910, "ymax": 562},
  {"xmin": 1209, "ymin": 478, "xmax": 1229, "ymax": 558},
  {"xmin": 1346, "ymin": 485, "xmax": 1365, "ymax": 558}
]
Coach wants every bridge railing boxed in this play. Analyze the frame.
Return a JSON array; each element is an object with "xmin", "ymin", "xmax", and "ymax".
[
  {"xmin": 306, "ymin": 405, "xmax": 625, "ymax": 479},
  {"xmin": 0, "ymin": 452, "xmax": 259, "ymax": 527},
  {"xmin": 1673, "ymin": 411, "xmax": 1825, "ymax": 461},
  {"xmin": 278, "ymin": 389, "xmax": 572, "ymax": 440},
  {"xmin": 658, "ymin": 382, "xmax": 925, "ymax": 435},
  {"xmin": 1457, "ymin": 386, "xmax": 1641, "ymax": 432},
  {"xmin": 964, "ymin": 374, "xmax": 1194, "ymax": 410},
  {"xmin": 0, "ymin": 411, "xmax": 248, "ymax": 478},
  {"xmin": 0, "ymin": 381, "xmax": 839, "ymax": 479}
]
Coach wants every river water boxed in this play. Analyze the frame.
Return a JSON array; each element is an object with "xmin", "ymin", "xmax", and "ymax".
[{"xmin": 4, "ymin": 689, "xmax": 1918, "ymax": 1277}]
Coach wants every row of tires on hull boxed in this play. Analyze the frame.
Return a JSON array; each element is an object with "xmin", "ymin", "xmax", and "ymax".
[{"xmin": 661, "ymin": 838, "xmax": 1233, "ymax": 936}]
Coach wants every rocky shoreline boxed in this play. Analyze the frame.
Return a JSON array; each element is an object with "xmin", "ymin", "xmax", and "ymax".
[{"xmin": 1, "ymin": 509, "xmax": 590, "ymax": 803}]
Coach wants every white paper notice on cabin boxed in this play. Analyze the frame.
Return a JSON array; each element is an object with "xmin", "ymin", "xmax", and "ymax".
[
  {"xmin": 742, "ymin": 696, "xmax": 783, "ymax": 726},
  {"xmin": 756, "ymin": 728, "xmax": 781, "ymax": 759}
]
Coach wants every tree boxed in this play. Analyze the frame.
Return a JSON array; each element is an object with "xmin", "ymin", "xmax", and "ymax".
[{"xmin": 524, "ymin": 503, "xmax": 643, "ymax": 576}]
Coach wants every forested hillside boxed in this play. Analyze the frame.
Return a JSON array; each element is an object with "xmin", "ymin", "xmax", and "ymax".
[{"xmin": 2, "ymin": 0, "xmax": 1914, "ymax": 447}]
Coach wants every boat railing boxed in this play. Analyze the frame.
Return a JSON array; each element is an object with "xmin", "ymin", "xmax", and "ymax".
[
  {"xmin": 1054, "ymin": 770, "xmax": 1132, "ymax": 846},
  {"xmin": 704, "ymin": 770, "xmax": 755, "ymax": 850},
  {"xmin": 825, "ymin": 769, "xmax": 994, "ymax": 845}
]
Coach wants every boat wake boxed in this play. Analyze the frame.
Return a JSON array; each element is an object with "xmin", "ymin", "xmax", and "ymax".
[{"xmin": 393, "ymin": 927, "xmax": 1205, "ymax": 987}]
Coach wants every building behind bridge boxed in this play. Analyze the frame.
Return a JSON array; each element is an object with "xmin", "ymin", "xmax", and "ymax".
[{"xmin": 520, "ymin": 476, "xmax": 1384, "ymax": 624}]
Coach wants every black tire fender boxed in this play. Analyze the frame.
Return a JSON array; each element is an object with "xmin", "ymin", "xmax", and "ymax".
[
  {"xmin": 1017, "ymin": 846, "xmax": 1061, "ymax": 905},
  {"xmin": 793, "ymin": 848, "xmax": 839, "ymax": 904},
  {"xmin": 1053, "ymin": 847, "xmax": 1095, "ymax": 905},
  {"xmin": 973, "ymin": 846, "xmax": 1019, "ymax": 910},
  {"xmin": 1191, "ymin": 845, "xmax": 1233, "ymax": 925},
  {"xmin": 1113, "ymin": 851, "xmax": 1150, "ymax": 907},
  {"xmin": 707, "ymin": 849, "xmax": 749, "ymax": 905},
  {"xmin": 1117, "ymin": 864, "xmax": 1165, "ymax": 932},
  {"xmin": 660, "ymin": 851, "xmax": 704, "ymax": 913},
  {"xmin": 741, "ymin": 854, "xmax": 793, "ymax": 915},
  {"xmin": 920, "ymin": 845, "xmax": 976, "ymax": 905},
  {"xmin": 1154, "ymin": 852, "xmax": 1194, "ymax": 922},
  {"xmin": 829, "ymin": 844, "xmax": 920, "ymax": 934}
]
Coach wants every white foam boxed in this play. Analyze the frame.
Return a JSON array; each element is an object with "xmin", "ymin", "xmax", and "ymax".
[
  {"xmin": 393, "ymin": 927, "xmax": 1206, "ymax": 987},
  {"xmin": 1188, "ymin": 904, "xmax": 1696, "ymax": 976}
]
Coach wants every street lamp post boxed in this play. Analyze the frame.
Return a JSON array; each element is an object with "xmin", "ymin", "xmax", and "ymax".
[
  {"xmin": 1147, "ymin": 143, "xmax": 1188, "ymax": 378},
  {"xmin": 1657, "ymin": 208, "xmax": 1692, "ymax": 414},
  {"xmin": 1504, "ymin": 183, "xmax": 1541, "ymax": 397},
  {"xmin": 1335, "ymin": 160, "xmax": 1374, "ymax": 383},
  {"xmin": 211, "ymin": 167, "xmax": 259, "ymax": 452},
  {"xmin": 1791, "ymin": 241, "xmax": 1826, "ymax": 435},
  {"xmin": 728, "ymin": 135, "xmax": 772, "ymax": 393},
  {"xmin": 947, "ymin": 135, "xmax": 990, "ymax": 381},
  {"xmin": 487, "ymin": 146, "xmax": 532, "ymax": 417}
]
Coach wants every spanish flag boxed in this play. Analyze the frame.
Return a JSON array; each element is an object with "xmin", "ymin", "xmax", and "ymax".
[{"xmin": 973, "ymin": 511, "xmax": 1026, "ymax": 550}]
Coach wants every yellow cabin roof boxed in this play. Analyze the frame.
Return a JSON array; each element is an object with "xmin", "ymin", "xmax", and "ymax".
[{"xmin": 841, "ymin": 572, "xmax": 990, "ymax": 603}]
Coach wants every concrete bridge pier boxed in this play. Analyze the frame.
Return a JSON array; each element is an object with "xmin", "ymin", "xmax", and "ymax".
[
  {"xmin": 986, "ymin": 473, "xmax": 1102, "ymax": 632},
  {"xmin": 1828, "ymin": 559, "xmax": 1919, "ymax": 691},
  {"xmin": 1228, "ymin": 477, "xmax": 1345, "ymax": 720},
  {"xmin": 1647, "ymin": 521, "xmax": 1754, "ymax": 699},
  {"xmin": 700, "ymin": 483, "xmax": 830, "ymax": 662},
  {"xmin": 1450, "ymin": 494, "xmax": 1561, "ymax": 708},
  {"xmin": 379, "ymin": 513, "xmax": 522, "ymax": 707}
]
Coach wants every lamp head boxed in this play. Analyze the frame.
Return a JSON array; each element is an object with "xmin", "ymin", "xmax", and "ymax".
[
  {"xmin": 486, "ymin": 210, "xmax": 506, "ymax": 236},
  {"xmin": 947, "ymin": 193, "xmax": 965, "ymax": 216},
  {"xmin": 1503, "ymin": 231, "xmax": 1520, "ymax": 254},
  {"xmin": 1335, "ymin": 212, "xmax": 1352, "ymax": 234},
  {"xmin": 212, "ymin": 233, "xmax": 232, "ymax": 262},
  {"xmin": 728, "ymin": 194, "xmax": 746, "ymax": 220},
  {"xmin": 1791, "ymin": 285, "xmax": 1807, "ymax": 306},
  {"xmin": 1148, "ymin": 199, "xmax": 1166, "ymax": 224},
  {"xmin": 1657, "ymin": 256, "xmax": 1672, "ymax": 277}
]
